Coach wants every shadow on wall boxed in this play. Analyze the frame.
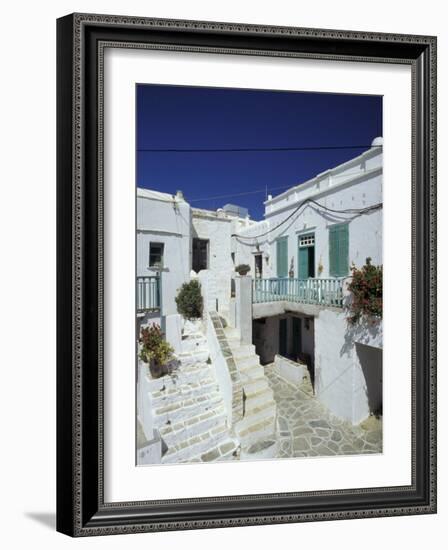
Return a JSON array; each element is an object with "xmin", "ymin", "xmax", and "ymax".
[
  {"xmin": 356, "ymin": 342, "xmax": 383, "ymax": 416},
  {"xmin": 339, "ymin": 318, "xmax": 381, "ymax": 358},
  {"xmin": 339, "ymin": 318, "xmax": 383, "ymax": 416}
]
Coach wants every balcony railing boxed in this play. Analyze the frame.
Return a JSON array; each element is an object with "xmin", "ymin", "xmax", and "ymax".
[
  {"xmin": 137, "ymin": 275, "xmax": 161, "ymax": 312},
  {"xmin": 252, "ymin": 277, "xmax": 344, "ymax": 308}
]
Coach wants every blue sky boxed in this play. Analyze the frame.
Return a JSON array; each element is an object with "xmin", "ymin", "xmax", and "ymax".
[{"xmin": 137, "ymin": 84, "xmax": 382, "ymax": 220}]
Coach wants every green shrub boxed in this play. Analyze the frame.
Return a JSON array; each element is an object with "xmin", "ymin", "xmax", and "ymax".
[
  {"xmin": 346, "ymin": 258, "xmax": 382, "ymax": 325},
  {"xmin": 175, "ymin": 279, "xmax": 203, "ymax": 319}
]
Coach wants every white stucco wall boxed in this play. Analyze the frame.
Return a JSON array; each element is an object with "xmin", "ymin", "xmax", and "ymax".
[
  {"xmin": 314, "ymin": 309, "xmax": 382, "ymax": 424},
  {"xmin": 191, "ymin": 209, "xmax": 234, "ymax": 316},
  {"xmin": 233, "ymin": 220, "xmax": 274, "ymax": 280},
  {"xmin": 137, "ymin": 188, "xmax": 191, "ymax": 317},
  {"xmin": 234, "ymin": 144, "xmax": 383, "ymax": 278}
]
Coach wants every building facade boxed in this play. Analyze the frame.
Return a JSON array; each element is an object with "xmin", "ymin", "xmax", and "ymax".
[
  {"xmin": 233, "ymin": 139, "xmax": 383, "ymax": 423},
  {"xmin": 137, "ymin": 138, "xmax": 383, "ymax": 434}
]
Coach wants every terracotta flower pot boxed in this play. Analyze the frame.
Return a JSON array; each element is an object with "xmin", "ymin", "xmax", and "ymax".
[{"xmin": 149, "ymin": 358, "xmax": 164, "ymax": 379}]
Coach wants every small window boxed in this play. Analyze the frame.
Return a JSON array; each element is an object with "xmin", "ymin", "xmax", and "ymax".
[
  {"xmin": 299, "ymin": 233, "xmax": 315, "ymax": 247},
  {"xmin": 192, "ymin": 238, "xmax": 208, "ymax": 272},
  {"xmin": 149, "ymin": 242, "xmax": 164, "ymax": 268}
]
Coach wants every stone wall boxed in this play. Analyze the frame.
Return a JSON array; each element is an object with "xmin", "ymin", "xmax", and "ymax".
[{"xmin": 192, "ymin": 210, "xmax": 233, "ymax": 317}]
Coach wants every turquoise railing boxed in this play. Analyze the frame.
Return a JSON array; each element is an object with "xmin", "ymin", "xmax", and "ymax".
[
  {"xmin": 137, "ymin": 276, "xmax": 160, "ymax": 312},
  {"xmin": 252, "ymin": 277, "xmax": 344, "ymax": 308}
]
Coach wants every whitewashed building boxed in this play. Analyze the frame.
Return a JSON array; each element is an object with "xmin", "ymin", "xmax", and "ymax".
[
  {"xmin": 136, "ymin": 138, "xmax": 383, "ymax": 463},
  {"xmin": 136, "ymin": 188, "xmax": 192, "ymax": 351},
  {"xmin": 233, "ymin": 138, "xmax": 383, "ymax": 423}
]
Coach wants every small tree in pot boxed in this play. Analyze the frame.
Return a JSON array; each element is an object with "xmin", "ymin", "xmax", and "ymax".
[
  {"xmin": 139, "ymin": 323, "xmax": 174, "ymax": 379},
  {"xmin": 235, "ymin": 264, "xmax": 251, "ymax": 276}
]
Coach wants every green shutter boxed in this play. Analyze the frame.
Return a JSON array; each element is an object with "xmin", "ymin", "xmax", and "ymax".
[
  {"xmin": 276, "ymin": 237, "xmax": 288, "ymax": 278},
  {"xmin": 298, "ymin": 246, "xmax": 309, "ymax": 279},
  {"xmin": 329, "ymin": 224, "xmax": 349, "ymax": 276}
]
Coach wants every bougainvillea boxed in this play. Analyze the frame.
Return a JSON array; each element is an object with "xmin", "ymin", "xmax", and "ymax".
[{"xmin": 346, "ymin": 257, "xmax": 382, "ymax": 325}]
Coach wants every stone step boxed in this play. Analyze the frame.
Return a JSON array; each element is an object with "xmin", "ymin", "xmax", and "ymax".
[
  {"xmin": 223, "ymin": 327, "xmax": 240, "ymax": 340},
  {"xmin": 243, "ymin": 377, "xmax": 270, "ymax": 396},
  {"xmin": 237, "ymin": 401, "xmax": 277, "ymax": 432},
  {"xmin": 175, "ymin": 349, "xmax": 210, "ymax": 366},
  {"xmin": 161, "ymin": 420, "xmax": 231, "ymax": 463},
  {"xmin": 239, "ymin": 364, "xmax": 265, "ymax": 383},
  {"xmin": 195, "ymin": 437, "xmax": 240, "ymax": 462},
  {"xmin": 234, "ymin": 354, "xmax": 260, "ymax": 370},
  {"xmin": 236, "ymin": 416, "xmax": 277, "ymax": 448},
  {"xmin": 148, "ymin": 363, "xmax": 212, "ymax": 391},
  {"xmin": 159, "ymin": 405, "xmax": 227, "ymax": 448},
  {"xmin": 245, "ymin": 386, "xmax": 274, "ymax": 411},
  {"xmin": 151, "ymin": 377, "xmax": 218, "ymax": 407},
  {"xmin": 180, "ymin": 336, "xmax": 208, "ymax": 354},
  {"xmin": 153, "ymin": 392, "xmax": 223, "ymax": 428},
  {"xmin": 229, "ymin": 343, "xmax": 257, "ymax": 358}
]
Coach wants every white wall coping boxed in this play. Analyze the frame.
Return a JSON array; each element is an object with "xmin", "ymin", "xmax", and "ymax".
[
  {"xmin": 264, "ymin": 166, "xmax": 382, "ymax": 219},
  {"xmin": 136, "ymin": 228, "xmax": 185, "ymax": 236},
  {"xmin": 192, "ymin": 208, "xmax": 233, "ymax": 222},
  {"xmin": 137, "ymin": 187, "xmax": 180, "ymax": 203},
  {"xmin": 264, "ymin": 145, "xmax": 382, "ymax": 211}
]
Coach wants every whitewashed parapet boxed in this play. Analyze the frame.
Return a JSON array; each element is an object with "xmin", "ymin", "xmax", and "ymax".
[
  {"xmin": 235, "ymin": 275, "xmax": 253, "ymax": 345},
  {"xmin": 207, "ymin": 311, "xmax": 244, "ymax": 425}
]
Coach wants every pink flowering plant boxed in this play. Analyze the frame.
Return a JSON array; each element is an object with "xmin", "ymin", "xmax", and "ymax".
[{"xmin": 346, "ymin": 257, "xmax": 382, "ymax": 325}]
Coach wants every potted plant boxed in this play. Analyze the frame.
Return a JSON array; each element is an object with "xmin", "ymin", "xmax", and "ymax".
[
  {"xmin": 235, "ymin": 263, "xmax": 251, "ymax": 276},
  {"xmin": 139, "ymin": 323, "xmax": 174, "ymax": 379}
]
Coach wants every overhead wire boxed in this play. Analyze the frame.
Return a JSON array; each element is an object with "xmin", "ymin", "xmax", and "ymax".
[
  {"xmin": 188, "ymin": 169, "xmax": 380, "ymax": 203},
  {"xmin": 232, "ymin": 198, "xmax": 382, "ymax": 241},
  {"xmin": 138, "ymin": 144, "xmax": 383, "ymax": 153}
]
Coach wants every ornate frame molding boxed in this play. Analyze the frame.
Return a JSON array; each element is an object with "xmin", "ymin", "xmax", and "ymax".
[{"xmin": 57, "ymin": 13, "xmax": 437, "ymax": 537}]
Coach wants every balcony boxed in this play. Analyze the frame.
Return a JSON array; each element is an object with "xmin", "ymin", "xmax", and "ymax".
[
  {"xmin": 137, "ymin": 275, "xmax": 161, "ymax": 312},
  {"xmin": 252, "ymin": 277, "xmax": 344, "ymax": 308}
]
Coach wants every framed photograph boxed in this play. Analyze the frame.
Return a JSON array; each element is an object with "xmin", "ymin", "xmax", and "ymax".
[{"xmin": 56, "ymin": 13, "xmax": 437, "ymax": 536}]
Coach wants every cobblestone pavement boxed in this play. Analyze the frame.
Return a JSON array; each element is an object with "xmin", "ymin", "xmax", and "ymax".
[{"xmin": 264, "ymin": 364, "xmax": 383, "ymax": 458}]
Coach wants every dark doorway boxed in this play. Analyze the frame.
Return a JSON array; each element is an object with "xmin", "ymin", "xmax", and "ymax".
[
  {"xmin": 254, "ymin": 253, "xmax": 263, "ymax": 278},
  {"xmin": 192, "ymin": 238, "xmax": 208, "ymax": 272},
  {"xmin": 279, "ymin": 318, "xmax": 288, "ymax": 357},
  {"xmin": 292, "ymin": 317, "xmax": 302, "ymax": 358}
]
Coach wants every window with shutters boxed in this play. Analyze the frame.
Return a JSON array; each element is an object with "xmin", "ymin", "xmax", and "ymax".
[
  {"xmin": 276, "ymin": 237, "xmax": 288, "ymax": 278},
  {"xmin": 329, "ymin": 223, "xmax": 349, "ymax": 277}
]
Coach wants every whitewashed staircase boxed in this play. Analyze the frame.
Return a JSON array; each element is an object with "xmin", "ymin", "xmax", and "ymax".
[
  {"xmin": 147, "ymin": 322, "xmax": 239, "ymax": 464},
  {"xmin": 223, "ymin": 326, "xmax": 278, "ymax": 457}
]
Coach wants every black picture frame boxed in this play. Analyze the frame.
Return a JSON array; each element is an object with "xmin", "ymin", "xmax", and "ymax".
[{"xmin": 56, "ymin": 13, "xmax": 437, "ymax": 537}]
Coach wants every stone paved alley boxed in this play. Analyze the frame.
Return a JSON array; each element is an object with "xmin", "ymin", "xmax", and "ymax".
[{"xmin": 265, "ymin": 364, "xmax": 383, "ymax": 459}]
